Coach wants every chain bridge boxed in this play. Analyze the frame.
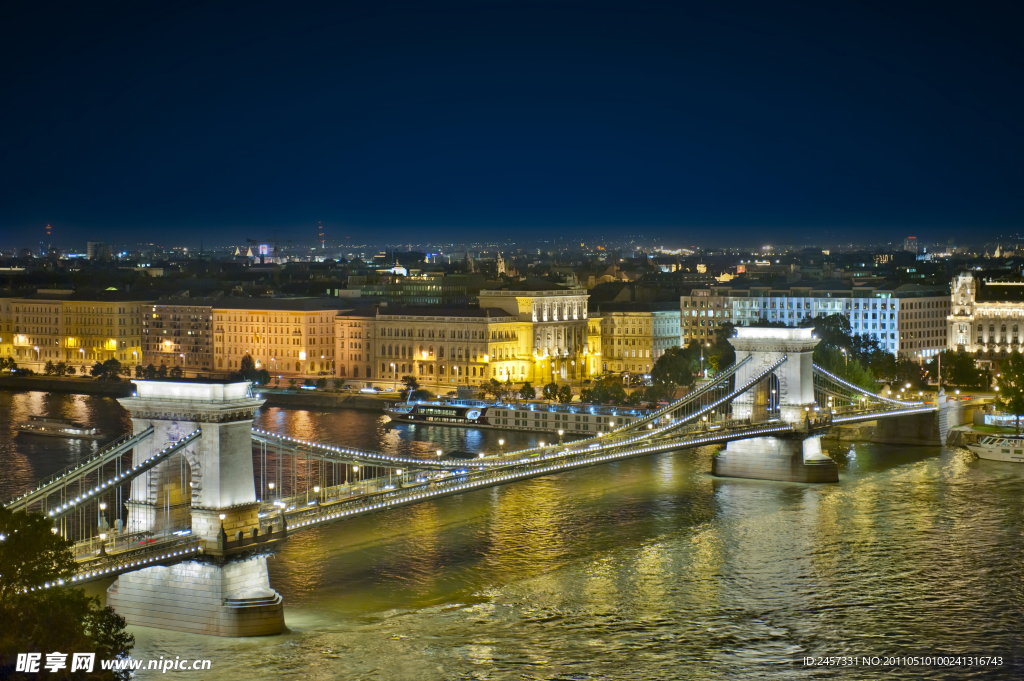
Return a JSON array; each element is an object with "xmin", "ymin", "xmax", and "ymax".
[{"xmin": 6, "ymin": 328, "xmax": 962, "ymax": 637}]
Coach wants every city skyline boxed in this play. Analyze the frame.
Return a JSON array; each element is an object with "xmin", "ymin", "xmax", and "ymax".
[{"xmin": 3, "ymin": 2, "xmax": 1024, "ymax": 247}]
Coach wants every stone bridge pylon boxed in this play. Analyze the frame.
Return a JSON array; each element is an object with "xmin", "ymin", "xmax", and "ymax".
[
  {"xmin": 107, "ymin": 380, "xmax": 284, "ymax": 636},
  {"xmin": 712, "ymin": 327, "xmax": 839, "ymax": 483}
]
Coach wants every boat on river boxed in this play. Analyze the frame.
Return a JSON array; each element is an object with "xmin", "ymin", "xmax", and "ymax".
[
  {"xmin": 16, "ymin": 415, "xmax": 103, "ymax": 440},
  {"xmin": 384, "ymin": 398, "xmax": 651, "ymax": 436},
  {"xmin": 967, "ymin": 435, "xmax": 1024, "ymax": 462}
]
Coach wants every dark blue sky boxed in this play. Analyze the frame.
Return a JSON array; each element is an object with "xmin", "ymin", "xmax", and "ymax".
[{"xmin": 2, "ymin": 0, "xmax": 1023, "ymax": 249}]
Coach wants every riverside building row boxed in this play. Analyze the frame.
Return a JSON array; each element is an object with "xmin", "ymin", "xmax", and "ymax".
[
  {"xmin": 680, "ymin": 282, "xmax": 951, "ymax": 362},
  {"xmin": 1, "ymin": 278, "xmax": 982, "ymax": 380}
]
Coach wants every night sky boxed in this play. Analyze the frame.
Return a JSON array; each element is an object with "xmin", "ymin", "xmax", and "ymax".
[{"xmin": 2, "ymin": 0, "xmax": 1023, "ymax": 249}]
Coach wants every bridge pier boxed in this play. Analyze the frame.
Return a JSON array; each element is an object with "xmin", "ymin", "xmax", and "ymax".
[
  {"xmin": 109, "ymin": 380, "xmax": 285, "ymax": 636},
  {"xmin": 712, "ymin": 434, "xmax": 838, "ymax": 483},
  {"xmin": 713, "ymin": 327, "xmax": 839, "ymax": 483},
  {"xmin": 106, "ymin": 556, "xmax": 284, "ymax": 637}
]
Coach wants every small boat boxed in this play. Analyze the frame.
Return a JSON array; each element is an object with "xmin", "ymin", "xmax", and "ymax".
[
  {"xmin": 17, "ymin": 415, "xmax": 103, "ymax": 440},
  {"xmin": 967, "ymin": 434, "xmax": 1024, "ymax": 462}
]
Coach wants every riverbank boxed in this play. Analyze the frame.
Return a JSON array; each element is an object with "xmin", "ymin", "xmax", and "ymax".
[
  {"xmin": 0, "ymin": 375, "xmax": 134, "ymax": 397},
  {"xmin": 258, "ymin": 390, "xmax": 388, "ymax": 411}
]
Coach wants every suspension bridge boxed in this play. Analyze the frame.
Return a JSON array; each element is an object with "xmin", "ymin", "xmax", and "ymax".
[{"xmin": 5, "ymin": 327, "xmax": 959, "ymax": 636}]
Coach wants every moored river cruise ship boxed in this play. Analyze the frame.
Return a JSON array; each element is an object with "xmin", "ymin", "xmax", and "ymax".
[{"xmin": 384, "ymin": 399, "xmax": 652, "ymax": 436}]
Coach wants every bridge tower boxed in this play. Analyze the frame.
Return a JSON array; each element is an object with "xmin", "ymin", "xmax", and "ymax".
[
  {"xmin": 713, "ymin": 327, "xmax": 839, "ymax": 483},
  {"xmin": 106, "ymin": 380, "xmax": 284, "ymax": 636}
]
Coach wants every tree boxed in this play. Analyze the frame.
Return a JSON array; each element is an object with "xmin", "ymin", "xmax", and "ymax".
[
  {"xmin": 543, "ymin": 382, "xmax": 559, "ymax": 401},
  {"xmin": 895, "ymin": 358, "xmax": 925, "ymax": 389},
  {"xmin": 54, "ymin": 361, "xmax": 67, "ymax": 377},
  {"xmin": 169, "ymin": 365, "xmax": 184, "ymax": 378},
  {"xmin": 315, "ymin": 377, "xmax": 327, "ymax": 390},
  {"xmin": 65, "ymin": 365, "xmax": 75, "ymax": 376},
  {"xmin": 401, "ymin": 375, "xmax": 419, "ymax": 391},
  {"xmin": 650, "ymin": 346, "xmax": 697, "ymax": 389},
  {"xmin": 519, "ymin": 381, "xmax": 536, "ymax": 400},
  {"xmin": 0, "ymin": 357, "xmax": 16, "ymax": 372},
  {"xmin": 816, "ymin": 346, "xmax": 876, "ymax": 392},
  {"xmin": 89, "ymin": 358, "xmax": 123, "ymax": 382},
  {"xmin": 557, "ymin": 384, "xmax": 574, "ymax": 403},
  {"xmin": 43, "ymin": 360, "xmax": 55, "ymax": 375},
  {"xmin": 705, "ymin": 322, "xmax": 736, "ymax": 374},
  {"xmin": 408, "ymin": 388, "xmax": 433, "ymax": 402},
  {"xmin": 288, "ymin": 378, "xmax": 297, "ymax": 389},
  {"xmin": 156, "ymin": 364, "xmax": 168, "ymax": 378},
  {"xmin": 240, "ymin": 354, "xmax": 256, "ymax": 374},
  {"xmin": 0, "ymin": 507, "xmax": 134, "ymax": 678},
  {"xmin": 995, "ymin": 351, "xmax": 1024, "ymax": 434},
  {"xmin": 135, "ymin": 364, "xmax": 144, "ymax": 378}
]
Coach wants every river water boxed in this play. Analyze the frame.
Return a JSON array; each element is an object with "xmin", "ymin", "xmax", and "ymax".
[{"xmin": 1, "ymin": 390, "xmax": 1022, "ymax": 679}]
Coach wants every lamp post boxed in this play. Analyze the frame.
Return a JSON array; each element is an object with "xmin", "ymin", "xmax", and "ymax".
[
  {"xmin": 498, "ymin": 438, "xmax": 504, "ymax": 454},
  {"xmin": 391, "ymin": 362, "xmax": 396, "ymax": 392},
  {"xmin": 268, "ymin": 481, "xmax": 275, "ymax": 501},
  {"xmin": 180, "ymin": 353, "xmax": 185, "ymax": 375},
  {"xmin": 558, "ymin": 429, "xmax": 564, "ymax": 444}
]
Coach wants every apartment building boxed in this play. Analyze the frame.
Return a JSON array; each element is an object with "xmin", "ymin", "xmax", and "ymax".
[
  {"xmin": 681, "ymin": 282, "xmax": 949, "ymax": 361},
  {"xmin": 597, "ymin": 302, "xmax": 681, "ymax": 375},
  {"xmin": 0, "ymin": 291, "xmax": 147, "ymax": 373}
]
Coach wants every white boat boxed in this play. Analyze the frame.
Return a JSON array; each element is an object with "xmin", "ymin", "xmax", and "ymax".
[
  {"xmin": 17, "ymin": 415, "xmax": 103, "ymax": 440},
  {"xmin": 967, "ymin": 435, "xmax": 1024, "ymax": 462}
]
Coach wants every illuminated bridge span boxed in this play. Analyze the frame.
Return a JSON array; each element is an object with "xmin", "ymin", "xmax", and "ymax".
[{"xmin": 8, "ymin": 327, "xmax": 961, "ymax": 638}]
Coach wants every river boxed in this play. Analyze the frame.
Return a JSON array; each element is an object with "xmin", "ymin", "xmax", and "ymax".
[{"xmin": 1, "ymin": 390, "xmax": 1022, "ymax": 679}]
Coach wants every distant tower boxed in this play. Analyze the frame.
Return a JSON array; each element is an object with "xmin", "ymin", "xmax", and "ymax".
[
  {"xmin": 465, "ymin": 251, "xmax": 475, "ymax": 273},
  {"xmin": 497, "ymin": 252, "xmax": 506, "ymax": 275},
  {"xmin": 318, "ymin": 221, "xmax": 325, "ymax": 250}
]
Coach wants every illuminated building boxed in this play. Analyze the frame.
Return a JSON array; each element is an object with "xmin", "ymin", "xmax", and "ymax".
[
  {"xmin": 949, "ymin": 272, "xmax": 1024, "ymax": 367},
  {"xmin": 0, "ymin": 292, "xmax": 147, "ymax": 373},
  {"xmin": 597, "ymin": 302, "xmax": 681, "ymax": 375}
]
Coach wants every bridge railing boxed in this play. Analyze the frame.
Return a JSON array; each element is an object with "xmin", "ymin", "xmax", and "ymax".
[
  {"xmin": 812, "ymin": 364, "xmax": 924, "ymax": 407},
  {"xmin": 6, "ymin": 426, "xmax": 155, "ymax": 511},
  {"xmin": 44, "ymin": 428, "xmax": 202, "ymax": 521},
  {"xmin": 274, "ymin": 420, "xmax": 798, "ymax": 535}
]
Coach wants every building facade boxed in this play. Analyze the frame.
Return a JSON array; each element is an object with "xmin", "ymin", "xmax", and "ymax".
[
  {"xmin": 597, "ymin": 302, "xmax": 681, "ymax": 375},
  {"xmin": 211, "ymin": 300, "xmax": 343, "ymax": 378},
  {"xmin": 142, "ymin": 301, "xmax": 216, "ymax": 374},
  {"xmin": 0, "ymin": 293, "xmax": 147, "ymax": 374},
  {"xmin": 681, "ymin": 282, "xmax": 949, "ymax": 361},
  {"xmin": 478, "ymin": 288, "xmax": 592, "ymax": 385},
  {"xmin": 948, "ymin": 272, "xmax": 1024, "ymax": 366}
]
